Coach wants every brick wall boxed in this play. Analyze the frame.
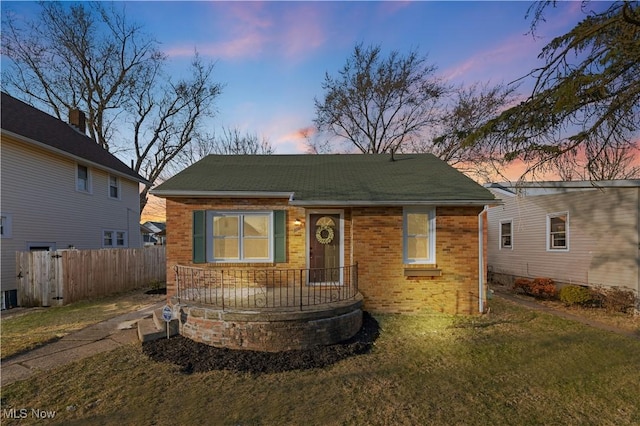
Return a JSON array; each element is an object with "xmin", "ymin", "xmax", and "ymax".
[
  {"xmin": 165, "ymin": 198, "xmax": 486, "ymax": 315},
  {"xmin": 164, "ymin": 197, "xmax": 307, "ymax": 296},
  {"xmin": 351, "ymin": 206, "xmax": 485, "ymax": 314}
]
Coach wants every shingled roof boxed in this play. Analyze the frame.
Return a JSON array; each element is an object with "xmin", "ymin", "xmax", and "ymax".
[
  {"xmin": 1, "ymin": 92, "xmax": 146, "ymax": 183},
  {"xmin": 152, "ymin": 154, "xmax": 496, "ymax": 206}
]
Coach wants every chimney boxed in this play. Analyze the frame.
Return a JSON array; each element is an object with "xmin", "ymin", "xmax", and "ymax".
[{"xmin": 69, "ymin": 109, "xmax": 86, "ymax": 134}]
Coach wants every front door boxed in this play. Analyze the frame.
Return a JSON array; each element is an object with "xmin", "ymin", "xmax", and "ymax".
[{"xmin": 309, "ymin": 213, "xmax": 341, "ymax": 284}]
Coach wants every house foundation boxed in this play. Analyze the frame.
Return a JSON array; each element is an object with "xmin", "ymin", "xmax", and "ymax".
[{"xmin": 172, "ymin": 295, "xmax": 363, "ymax": 352}]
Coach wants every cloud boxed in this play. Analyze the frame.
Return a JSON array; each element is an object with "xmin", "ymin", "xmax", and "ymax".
[
  {"xmin": 442, "ymin": 32, "xmax": 545, "ymax": 87},
  {"xmin": 279, "ymin": 5, "xmax": 327, "ymax": 60},
  {"xmin": 271, "ymin": 123, "xmax": 314, "ymax": 154},
  {"xmin": 163, "ymin": 2, "xmax": 328, "ymax": 62}
]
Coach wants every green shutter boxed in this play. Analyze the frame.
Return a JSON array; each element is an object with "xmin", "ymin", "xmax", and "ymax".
[
  {"xmin": 273, "ymin": 210, "xmax": 286, "ymax": 263},
  {"xmin": 193, "ymin": 210, "xmax": 206, "ymax": 264}
]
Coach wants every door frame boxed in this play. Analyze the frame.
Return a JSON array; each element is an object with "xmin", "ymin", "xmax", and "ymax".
[{"xmin": 306, "ymin": 209, "xmax": 344, "ymax": 285}]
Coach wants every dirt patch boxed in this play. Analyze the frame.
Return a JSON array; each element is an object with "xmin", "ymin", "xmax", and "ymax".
[{"xmin": 143, "ymin": 311, "xmax": 379, "ymax": 374}]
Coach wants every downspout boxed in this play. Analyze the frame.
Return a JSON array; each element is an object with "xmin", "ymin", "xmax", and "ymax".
[{"xmin": 478, "ymin": 205, "xmax": 488, "ymax": 314}]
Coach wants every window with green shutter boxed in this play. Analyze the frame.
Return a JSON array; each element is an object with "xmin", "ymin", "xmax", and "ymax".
[{"xmin": 193, "ymin": 210, "xmax": 286, "ymax": 263}]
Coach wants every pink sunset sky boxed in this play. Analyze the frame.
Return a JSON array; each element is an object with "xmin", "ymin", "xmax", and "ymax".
[
  {"xmin": 4, "ymin": 1, "xmax": 634, "ymax": 221},
  {"xmin": 135, "ymin": 1, "xmax": 587, "ymax": 152},
  {"xmin": 2, "ymin": 1, "xmax": 609, "ymax": 159}
]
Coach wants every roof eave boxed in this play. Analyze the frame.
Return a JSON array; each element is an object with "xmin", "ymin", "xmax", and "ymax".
[
  {"xmin": 151, "ymin": 189, "xmax": 500, "ymax": 206},
  {"xmin": 289, "ymin": 199, "xmax": 500, "ymax": 207},
  {"xmin": 150, "ymin": 190, "xmax": 296, "ymax": 199}
]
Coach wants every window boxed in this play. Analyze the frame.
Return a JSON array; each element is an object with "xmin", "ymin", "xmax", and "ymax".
[
  {"xmin": 77, "ymin": 164, "xmax": 90, "ymax": 192},
  {"xmin": 547, "ymin": 212, "xmax": 569, "ymax": 251},
  {"xmin": 403, "ymin": 207, "xmax": 436, "ymax": 264},
  {"xmin": 103, "ymin": 230, "xmax": 127, "ymax": 248},
  {"xmin": 207, "ymin": 211, "xmax": 272, "ymax": 262},
  {"xmin": 0, "ymin": 213, "xmax": 12, "ymax": 238},
  {"xmin": 500, "ymin": 220, "xmax": 512, "ymax": 249},
  {"xmin": 108, "ymin": 175, "xmax": 120, "ymax": 199}
]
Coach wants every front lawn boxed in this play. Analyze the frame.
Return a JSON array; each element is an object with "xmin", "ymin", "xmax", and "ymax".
[
  {"xmin": 2, "ymin": 298, "xmax": 639, "ymax": 425},
  {"xmin": 1, "ymin": 289, "xmax": 164, "ymax": 359}
]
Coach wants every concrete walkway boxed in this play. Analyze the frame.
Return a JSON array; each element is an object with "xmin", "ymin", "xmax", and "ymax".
[{"xmin": 1, "ymin": 301, "xmax": 165, "ymax": 387}]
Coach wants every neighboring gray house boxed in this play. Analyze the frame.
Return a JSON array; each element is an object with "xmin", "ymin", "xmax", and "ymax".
[
  {"xmin": 141, "ymin": 221, "xmax": 166, "ymax": 246},
  {"xmin": 1, "ymin": 92, "xmax": 147, "ymax": 309},
  {"xmin": 485, "ymin": 180, "xmax": 640, "ymax": 297}
]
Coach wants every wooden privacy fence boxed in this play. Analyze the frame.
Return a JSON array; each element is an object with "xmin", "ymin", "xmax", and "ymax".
[{"xmin": 16, "ymin": 246, "xmax": 166, "ymax": 307}]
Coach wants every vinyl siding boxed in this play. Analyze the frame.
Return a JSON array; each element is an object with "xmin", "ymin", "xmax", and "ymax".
[
  {"xmin": 1, "ymin": 136, "xmax": 141, "ymax": 292},
  {"xmin": 487, "ymin": 187, "xmax": 640, "ymax": 294}
]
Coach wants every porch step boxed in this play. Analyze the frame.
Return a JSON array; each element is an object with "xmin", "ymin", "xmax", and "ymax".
[{"xmin": 137, "ymin": 309, "xmax": 179, "ymax": 343}]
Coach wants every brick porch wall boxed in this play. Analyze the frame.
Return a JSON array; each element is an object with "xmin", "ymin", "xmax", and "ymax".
[{"xmin": 164, "ymin": 199, "xmax": 485, "ymax": 315}]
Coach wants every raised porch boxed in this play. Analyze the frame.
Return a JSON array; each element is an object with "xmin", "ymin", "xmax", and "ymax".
[{"xmin": 169, "ymin": 264, "xmax": 362, "ymax": 351}]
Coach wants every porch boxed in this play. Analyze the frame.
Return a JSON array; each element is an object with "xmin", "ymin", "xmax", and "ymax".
[{"xmin": 173, "ymin": 263, "xmax": 359, "ymax": 312}]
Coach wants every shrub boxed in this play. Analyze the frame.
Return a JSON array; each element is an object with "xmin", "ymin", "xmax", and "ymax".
[
  {"xmin": 559, "ymin": 285, "xmax": 593, "ymax": 306},
  {"xmin": 594, "ymin": 287, "xmax": 637, "ymax": 314},
  {"xmin": 530, "ymin": 278, "xmax": 557, "ymax": 299},
  {"xmin": 513, "ymin": 277, "xmax": 557, "ymax": 299},
  {"xmin": 513, "ymin": 278, "xmax": 532, "ymax": 294}
]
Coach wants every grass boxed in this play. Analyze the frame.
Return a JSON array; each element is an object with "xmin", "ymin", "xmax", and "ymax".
[
  {"xmin": 0, "ymin": 289, "xmax": 163, "ymax": 359},
  {"xmin": 2, "ymin": 298, "xmax": 640, "ymax": 425}
]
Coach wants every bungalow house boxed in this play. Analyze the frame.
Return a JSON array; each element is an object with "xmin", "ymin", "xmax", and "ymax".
[
  {"xmin": 0, "ymin": 92, "xmax": 147, "ymax": 309},
  {"xmin": 485, "ymin": 180, "xmax": 640, "ymax": 297},
  {"xmin": 151, "ymin": 154, "xmax": 497, "ymax": 315}
]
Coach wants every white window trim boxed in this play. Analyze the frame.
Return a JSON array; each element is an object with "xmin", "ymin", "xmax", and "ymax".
[
  {"xmin": 546, "ymin": 211, "xmax": 569, "ymax": 252},
  {"xmin": 206, "ymin": 211, "xmax": 274, "ymax": 263},
  {"xmin": 76, "ymin": 163, "xmax": 92, "ymax": 194},
  {"xmin": 0, "ymin": 213, "xmax": 13, "ymax": 239},
  {"xmin": 102, "ymin": 229, "xmax": 128, "ymax": 248},
  {"xmin": 499, "ymin": 219, "xmax": 513, "ymax": 250},
  {"xmin": 108, "ymin": 174, "xmax": 121, "ymax": 200},
  {"xmin": 403, "ymin": 207, "xmax": 436, "ymax": 264}
]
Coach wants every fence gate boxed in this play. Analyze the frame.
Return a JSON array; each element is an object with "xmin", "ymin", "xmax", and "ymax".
[
  {"xmin": 16, "ymin": 250, "xmax": 64, "ymax": 307},
  {"xmin": 16, "ymin": 247, "xmax": 166, "ymax": 307}
]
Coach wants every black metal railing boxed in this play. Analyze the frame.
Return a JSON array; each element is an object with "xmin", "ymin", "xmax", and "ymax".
[{"xmin": 174, "ymin": 263, "xmax": 358, "ymax": 311}]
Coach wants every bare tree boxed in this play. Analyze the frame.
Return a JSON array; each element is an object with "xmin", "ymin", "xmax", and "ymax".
[
  {"xmin": 548, "ymin": 141, "xmax": 640, "ymax": 181},
  {"xmin": 409, "ymin": 82, "xmax": 520, "ymax": 182},
  {"xmin": 314, "ymin": 43, "xmax": 447, "ymax": 154},
  {"xmin": 2, "ymin": 2, "xmax": 223, "ymax": 211},
  {"xmin": 167, "ymin": 126, "xmax": 274, "ymax": 178}
]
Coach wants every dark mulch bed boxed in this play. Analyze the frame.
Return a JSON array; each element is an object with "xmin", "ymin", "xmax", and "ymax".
[{"xmin": 142, "ymin": 311, "xmax": 379, "ymax": 374}]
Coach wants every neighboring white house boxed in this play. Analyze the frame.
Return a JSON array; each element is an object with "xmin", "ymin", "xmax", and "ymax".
[
  {"xmin": 1, "ymin": 92, "xmax": 147, "ymax": 309},
  {"xmin": 485, "ymin": 180, "xmax": 640, "ymax": 297}
]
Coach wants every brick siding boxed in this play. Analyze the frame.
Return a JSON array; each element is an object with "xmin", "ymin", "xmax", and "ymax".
[{"xmin": 165, "ymin": 198, "xmax": 486, "ymax": 315}]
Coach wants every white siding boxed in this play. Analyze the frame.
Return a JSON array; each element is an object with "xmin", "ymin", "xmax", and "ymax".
[
  {"xmin": 1, "ymin": 136, "xmax": 141, "ymax": 292},
  {"xmin": 487, "ymin": 187, "xmax": 639, "ymax": 294}
]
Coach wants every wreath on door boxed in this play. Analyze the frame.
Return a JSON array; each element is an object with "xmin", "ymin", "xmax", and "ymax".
[{"xmin": 315, "ymin": 225, "xmax": 334, "ymax": 244}]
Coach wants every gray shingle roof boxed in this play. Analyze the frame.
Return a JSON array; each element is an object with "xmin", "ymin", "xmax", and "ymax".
[
  {"xmin": 1, "ymin": 92, "xmax": 146, "ymax": 183},
  {"xmin": 152, "ymin": 154, "xmax": 496, "ymax": 205}
]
